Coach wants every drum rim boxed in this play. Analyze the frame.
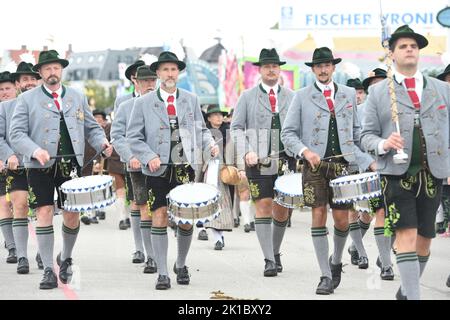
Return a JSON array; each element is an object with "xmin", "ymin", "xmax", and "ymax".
[
  {"xmin": 168, "ymin": 183, "xmax": 219, "ymax": 207},
  {"xmin": 63, "ymin": 196, "xmax": 116, "ymax": 212},
  {"xmin": 329, "ymin": 172, "xmax": 379, "ymax": 186},
  {"xmin": 60, "ymin": 175, "xmax": 114, "ymax": 193}
]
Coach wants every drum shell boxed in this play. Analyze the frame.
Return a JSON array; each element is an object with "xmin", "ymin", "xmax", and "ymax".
[
  {"xmin": 60, "ymin": 175, "xmax": 116, "ymax": 212},
  {"xmin": 329, "ymin": 173, "xmax": 381, "ymax": 204},
  {"xmin": 273, "ymin": 173, "xmax": 304, "ymax": 208},
  {"xmin": 167, "ymin": 183, "xmax": 220, "ymax": 225}
]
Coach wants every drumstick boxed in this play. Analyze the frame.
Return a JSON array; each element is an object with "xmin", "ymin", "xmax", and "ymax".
[
  {"xmin": 159, "ymin": 137, "xmax": 224, "ymax": 166},
  {"xmin": 258, "ymin": 149, "xmax": 287, "ymax": 163},
  {"xmin": 81, "ymin": 138, "xmax": 115, "ymax": 172},
  {"xmin": 2, "ymin": 154, "xmax": 82, "ymax": 171},
  {"xmin": 159, "ymin": 162, "xmax": 189, "ymax": 166},
  {"xmin": 50, "ymin": 154, "xmax": 82, "ymax": 159},
  {"xmin": 321, "ymin": 152, "xmax": 354, "ymax": 161}
]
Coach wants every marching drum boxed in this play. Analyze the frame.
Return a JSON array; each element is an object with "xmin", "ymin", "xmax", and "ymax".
[
  {"xmin": 60, "ymin": 175, "xmax": 116, "ymax": 212},
  {"xmin": 329, "ymin": 172, "xmax": 381, "ymax": 204},
  {"xmin": 167, "ymin": 183, "xmax": 220, "ymax": 225},
  {"xmin": 273, "ymin": 173, "xmax": 304, "ymax": 208}
]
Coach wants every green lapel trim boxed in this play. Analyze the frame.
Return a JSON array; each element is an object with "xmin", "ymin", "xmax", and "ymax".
[
  {"xmin": 157, "ymin": 88, "xmax": 180, "ymax": 102},
  {"xmin": 259, "ymin": 84, "xmax": 266, "ymax": 94},
  {"xmin": 157, "ymin": 88, "xmax": 163, "ymax": 102},
  {"xmin": 40, "ymin": 85, "xmax": 66, "ymax": 99},
  {"xmin": 41, "ymin": 85, "xmax": 53, "ymax": 99}
]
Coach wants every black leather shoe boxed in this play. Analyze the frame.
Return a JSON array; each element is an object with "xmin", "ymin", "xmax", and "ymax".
[
  {"xmin": 214, "ymin": 240, "xmax": 224, "ymax": 250},
  {"xmin": 36, "ymin": 253, "xmax": 43, "ymax": 270},
  {"xmin": 244, "ymin": 224, "xmax": 251, "ymax": 233},
  {"xmin": 143, "ymin": 258, "xmax": 157, "ymax": 274},
  {"xmin": 6, "ymin": 248, "xmax": 17, "ymax": 263},
  {"xmin": 348, "ymin": 247, "xmax": 359, "ymax": 265},
  {"xmin": 446, "ymin": 274, "xmax": 450, "ymax": 287},
  {"xmin": 125, "ymin": 218, "xmax": 131, "ymax": 228},
  {"xmin": 89, "ymin": 216, "xmax": 99, "ymax": 224},
  {"xmin": 358, "ymin": 256, "xmax": 369, "ymax": 269},
  {"xmin": 380, "ymin": 266, "xmax": 394, "ymax": 280},
  {"xmin": 119, "ymin": 220, "xmax": 128, "ymax": 230},
  {"xmin": 395, "ymin": 287, "xmax": 407, "ymax": 300},
  {"xmin": 315, "ymin": 276, "xmax": 334, "ymax": 295},
  {"xmin": 436, "ymin": 222, "xmax": 445, "ymax": 234},
  {"xmin": 234, "ymin": 218, "xmax": 240, "ymax": 228},
  {"xmin": 39, "ymin": 268, "xmax": 58, "ymax": 290},
  {"xmin": 263, "ymin": 259, "xmax": 278, "ymax": 277},
  {"xmin": 250, "ymin": 221, "xmax": 255, "ymax": 231},
  {"xmin": 198, "ymin": 229, "xmax": 208, "ymax": 240},
  {"xmin": 176, "ymin": 265, "xmax": 190, "ymax": 285},
  {"xmin": 329, "ymin": 256, "xmax": 343, "ymax": 289},
  {"xmin": 274, "ymin": 253, "xmax": 283, "ymax": 273},
  {"xmin": 132, "ymin": 251, "xmax": 145, "ymax": 263},
  {"xmin": 96, "ymin": 211, "xmax": 106, "ymax": 220},
  {"xmin": 80, "ymin": 215, "xmax": 91, "ymax": 225},
  {"xmin": 155, "ymin": 275, "xmax": 171, "ymax": 290},
  {"xmin": 17, "ymin": 257, "xmax": 30, "ymax": 274},
  {"xmin": 59, "ymin": 257, "xmax": 73, "ymax": 284}
]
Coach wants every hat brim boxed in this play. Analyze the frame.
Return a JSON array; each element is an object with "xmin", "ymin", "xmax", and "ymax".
[
  {"xmin": 207, "ymin": 110, "xmax": 228, "ymax": 116},
  {"xmin": 136, "ymin": 76, "xmax": 158, "ymax": 80},
  {"xmin": 252, "ymin": 60, "xmax": 286, "ymax": 66},
  {"xmin": 388, "ymin": 32, "xmax": 428, "ymax": 49},
  {"xmin": 437, "ymin": 71, "xmax": 450, "ymax": 81},
  {"xmin": 305, "ymin": 58, "xmax": 342, "ymax": 67},
  {"xmin": 32, "ymin": 59, "xmax": 69, "ymax": 72},
  {"xmin": 150, "ymin": 61, "xmax": 186, "ymax": 73},
  {"xmin": 125, "ymin": 62, "xmax": 145, "ymax": 81},
  {"xmin": 362, "ymin": 75, "xmax": 387, "ymax": 90},
  {"xmin": 11, "ymin": 71, "xmax": 41, "ymax": 81}
]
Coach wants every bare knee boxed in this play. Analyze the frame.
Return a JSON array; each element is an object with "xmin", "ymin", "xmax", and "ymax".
[
  {"xmin": 396, "ymin": 229, "xmax": 417, "ymax": 253},
  {"xmin": 63, "ymin": 211, "xmax": 80, "ymax": 228},
  {"xmin": 36, "ymin": 206, "xmax": 54, "ymax": 226}
]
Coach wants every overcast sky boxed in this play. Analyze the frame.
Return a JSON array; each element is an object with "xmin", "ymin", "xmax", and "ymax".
[{"xmin": 1, "ymin": 0, "xmax": 280, "ymax": 56}]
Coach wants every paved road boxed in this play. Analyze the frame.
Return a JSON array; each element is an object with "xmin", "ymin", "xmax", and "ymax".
[{"xmin": 0, "ymin": 205, "xmax": 449, "ymax": 300}]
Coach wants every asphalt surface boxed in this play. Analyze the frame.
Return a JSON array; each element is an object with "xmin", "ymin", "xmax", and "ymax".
[{"xmin": 0, "ymin": 204, "xmax": 449, "ymax": 300}]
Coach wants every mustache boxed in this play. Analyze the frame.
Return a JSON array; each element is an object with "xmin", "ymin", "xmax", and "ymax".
[{"xmin": 319, "ymin": 73, "xmax": 328, "ymax": 77}]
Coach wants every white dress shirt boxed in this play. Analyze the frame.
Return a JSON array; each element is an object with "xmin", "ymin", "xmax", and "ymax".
[
  {"xmin": 377, "ymin": 69, "xmax": 423, "ymax": 155},
  {"xmin": 261, "ymin": 82, "xmax": 279, "ymax": 113}
]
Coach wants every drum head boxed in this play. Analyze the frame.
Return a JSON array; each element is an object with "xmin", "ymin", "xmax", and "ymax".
[
  {"xmin": 60, "ymin": 175, "xmax": 113, "ymax": 193},
  {"xmin": 169, "ymin": 183, "xmax": 219, "ymax": 206},
  {"xmin": 274, "ymin": 173, "xmax": 303, "ymax": 196}
]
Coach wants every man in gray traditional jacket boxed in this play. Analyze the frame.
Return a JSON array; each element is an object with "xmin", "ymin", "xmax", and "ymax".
[
  {"xmin": 281, "ymin": 47, "xmax": 373, "ymax": 295},
  {"xmin": 9, "ymin": 50, "xmax": 112, "ymax": 290},
  {"xmin": 0, "ymin": 62, "xmax": 43, "ymax": 274},
  {"xmin": 360, "ymin": 25, "xmax": 450, "ymax": 300},
  {"xmin": 127, "ymin": 51, "xmax": 218, "ymax": 290},
  {"xmin": 230, "ymin": 48, "xmax": 295, "ymax": 278}
]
